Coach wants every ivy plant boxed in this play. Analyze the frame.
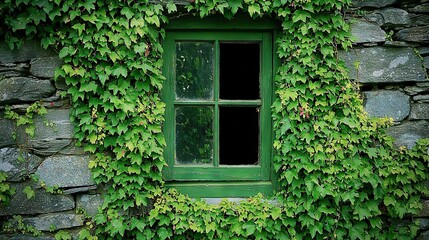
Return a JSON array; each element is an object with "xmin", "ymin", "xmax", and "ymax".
[{"xmin": 1, "ymin": 0, "xmax": 428, "ymax": 239}]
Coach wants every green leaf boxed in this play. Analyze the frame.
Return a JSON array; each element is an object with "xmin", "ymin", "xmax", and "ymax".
[
  {"xmin": 23, "ymin": 186, "xmax": 35, "ymax": 199},
  {"xmin": 229, "ymin": 0, "xmax": 242, "ymax": 14}
]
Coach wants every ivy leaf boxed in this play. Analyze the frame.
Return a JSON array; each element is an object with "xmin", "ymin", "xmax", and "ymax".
[
  {"xmin": 166, "ymin": 2, "xmax": 177, "ymax": 14},
  {"xmin": 229, "ymin": 0, "xmax": 242, "ymax": 14},
  {"xmin": 248, "ymin": 5, "xmax": 260, "ymax": 17},
  {"xmin": 23, "ymin": 186, "xmax": 35, "ymax": 199}
]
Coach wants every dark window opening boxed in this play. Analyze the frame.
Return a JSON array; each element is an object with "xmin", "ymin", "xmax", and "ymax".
[
  {"xmin": 219, "ymin": 106, "xmax": 259, "ymax": 165},
  {"xmin": 219, "ymin": 43, "xmax": 260, "ymax": 100}
]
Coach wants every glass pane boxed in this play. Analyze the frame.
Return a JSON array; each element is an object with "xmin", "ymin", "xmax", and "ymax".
[
  {"xmin": 219, "ymin": 106, "xmax": 259, "ymax": 165},
  {"xmin": 175, "ymin": 42, "xmax": 214, "ymax": 100},
  {"xmin": 220, "ymin": 43, "xmax": 260, "ymax": 100},
  {"xmin": 176, "ymin": 106, "xmax": 214, "ymax": 165}
]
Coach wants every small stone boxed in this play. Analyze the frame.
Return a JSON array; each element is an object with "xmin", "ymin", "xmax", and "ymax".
[
  {"xmin": 16, "ymin": 109, "xmax": 74, "ymax": 156},
  {"xmin": 423, "ymin": 56, "xmax": 429, "ymax": 69},
  {"xmin": 0, "ymin": 148, "xmax": 43, "ymax": 182},
  {"xmin": 0, "ymin": 182, "xmax": 75, "ymax": 216},
  {"xmin": 414, "ymin": 95, "xmax": 429, "ymax": 102},
  {"xmin": 63, "ymin": 185, "xmax": 97, "ymax": 195},
  {"xmin": 36, "ymin": 155, "xmax": 94, "ymax": 188},
  {"xmin": 417, "ymin": 82, "xmax": 429, "ymax": 87},
  {"xmin": 418, "ymin": 218, "xmax": 429, "ymax": 230},
  {"xmin": 30, "ymin": 57, "xmax": 62, "ymax": 79},
  {"xmin": 410, "ymin": 103, "xmax": 429, "ymax": 119},
  {"xmin": 0, "ymin": 41, "xmax": 56, "ymax": 64},
  {"xmin": 364, "ymin": 90, "xmax": 410, "ymax": 121},
  {"xmin": 0, "ymin": 119, "xmax": 16, "ymax": 148},
  {"xmin": 387, "ymin": 120, "xmax": 429, "ymax": 149},
  {"xmin": 350, "ymin": 19, "xmax": 386, "ymax": 43},
  {"xmin": 394, "ymin": 26, "xmax": 429, "ymax": 43},
  {"xmin": 384, "ymin": 41, "xmax": 418, "ymax": 47},
  {"xmin": 418, "ymin": 200, "xmax": 429, "ymax": 217},
  {"xmin": 340, "ymin": 47, "xmax": 427, "ymax": 83},
  {"xmin": 409, "ymin": 3, "xmax": 429, "ymax": 13},
  {"xmin": 0, "ymin": 235, "xmax": 55, "ymax": 240},
  {"xmin": 0, "ymin": 77, "xmax": 55, "ymax": 104},
  {"xmin": 22, "ymin": 213, "xmax": 84, "ymax": 231},
  {"xmin": 410, "ymin": 14, "xmax": 429, "ymax": 26},
  {"xmin": 77, "ymin": 194, "xmax": 103, "ymax": 217},
  {"xmin": 404, "ymin": 85, "xmax": 428, "ymax": 95},
  {"xmin": 351, "ymin": 0, "xmax": 398, "ymax": 8},
  {"xmin": 366, "ymin": 8, "xmax": 410, "ymax": 27}
]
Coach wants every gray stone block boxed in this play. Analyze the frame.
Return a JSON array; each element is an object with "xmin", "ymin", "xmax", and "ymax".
[
  {"xmin": 410, "ymin": 14, "xmax": 429, "ymax": 27},
  {"xmin": 0, "ymin": 235, "xmax": 55, "ymax": 240},
  {"xmin": 30, "ymin": 57, "xmax": 62, "ymax": 79},
  {"xmin": 387, "ymin": 120, "xmax": 429, "ymax": 149},
  {"xmin": 424, "ymin": 56, "xmax": 429, "ymax": 69},
  {"xmin": 0, "ymin": 63, "xmax": 29, "ymax": 78},
  {"xmin": 418, "ymin": 200, "xmax": 429, "ymax": 217},
  {"xmin": 76, "ymin": 194, "xmax": 103, "ymax": 217},
  {"xmin": 409, "ymin": 3, "xmax": 429, "ymax": 13},
  {"xmin": 350, "ymin": 19, "xmax": 386, "ymax": 43},
  {"xmin": 0, "ymin": 148, "xmax": 43, "ymax": 182},
  {"xmin": 414, "ymin": 95, "xmax": 429, "ymax": 102},
  {"xmin": 36, "ymin": 155, "xmax": 94, "ymax": 188},
  {"xmin": 0, "ymin": 119, "xmax": 16, "ymax": 148},
  {"xmin": 0, "ymin": 77, "xmax": 55, "ymax": 104},
  {"xmin": 394, "ymin": 26, "xmax": 429, "ymax": 43},
  {"xmin": 0, "ymin": 182, "xmax": 75, "ymax": 215},
  {"xmin": 364, "ymin": 90, "xmax": 410, "ymax": 121},
  {"xmin": 410, "ymin": 103, "xmax": 429, "ymax": 120},
  {"xmin": 22, "ymin": 213, "xmax": 84, "ymax": 231},
  {"xmin": 404, "ymin": 85, "xmax": 429, "ymax": 95},
  {"xmin": 17, "ymin": 109, "xmax": 74, "ymax": 156},
  {"xmin": 352, "ymin": 0, "xmax": 397, "ymax": 8},
  {"xmin": 340, "ymin": 47, "xmax": 427, "ymax": 83},
  {"xmin": 366, "ymin": 8, "xmax": 410, "ymax": 27},
  {"xmin": 419, "ymin": 218, "xmax": 429, "ymax": 230},
  {"xmin": 63, "ymin": 185, "xmax": 97, "ymax": 195},
  {"xmin": 0, "ymin": 41, "xmax": 56, "ymax": 64},
  {"xmin": 419, "ymin": 230, "xmax": 429, "ymax": 240}
]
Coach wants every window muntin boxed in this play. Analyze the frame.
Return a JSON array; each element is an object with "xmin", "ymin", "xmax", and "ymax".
[{"xmin": 163, "ymin": 30, "xmax": 274, "ymax": 197}]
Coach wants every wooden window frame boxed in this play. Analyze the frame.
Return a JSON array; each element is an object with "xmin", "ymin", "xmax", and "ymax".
[{"xmin": 162, "ymin": 15, "xmax": 279, "ymax": 198}]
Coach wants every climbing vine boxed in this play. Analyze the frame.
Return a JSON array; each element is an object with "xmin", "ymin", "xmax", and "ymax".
[{"xmin": 1, "ymin": 0, "xmax": 429, "ymax": 239}]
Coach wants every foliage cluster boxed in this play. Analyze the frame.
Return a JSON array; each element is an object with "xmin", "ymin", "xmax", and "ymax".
[{"xmin": 1, "ymin": 0, "xmax": 429, "ymax": 239}]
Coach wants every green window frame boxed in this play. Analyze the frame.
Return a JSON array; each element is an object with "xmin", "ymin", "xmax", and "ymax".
[{"xmin": 162, "ymin": 16, "xmax": 278, "ymax": 198}]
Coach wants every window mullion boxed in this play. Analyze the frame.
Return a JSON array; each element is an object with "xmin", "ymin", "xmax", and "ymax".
[{"xmin": 214, "ymin": 40, "xmax": 220, "ymax": 168}]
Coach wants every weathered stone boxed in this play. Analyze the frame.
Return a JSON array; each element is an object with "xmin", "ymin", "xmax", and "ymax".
[
  {"xmin": 418, "ymin": 47, "xmax": 429, "ymax": 56},
  {"xmin": 414, "ymin": 95, "xmax": 429, "ymax": 102},
  {"xmin": 30, "ymin": 57, "xmax": 62, "ymax": 79},
  {"xmin": 352, "ymin": 0, "xmax": 397, "ymax": 8},
  {"xmin": 0, "ymin": 41, "xmax": 56, "ymax": 64},
  {"xmin": 76, "ymin": 194, "xmax": 103, "ymax": 217},
  {"xmin": 419, "ymin": 229, "xmax": 429, "ymax": 240},
  {"xmin": 22, "ymin": 213, "xmax": 84, "ymax": 231},
  {"xmin": 410, "ymin": 14, "xmax": 429, "ymax": 26},
  {"xmin": 404, "ymin": 85, "xmax": 429, "ymax": 95},
  {"xmin": 350, "ymin": 19, "xmax": 386, "ymax": 43},
  {"xmin": 424, "ymin": 56, "xmax": 429, "ymax": 69},
  {"xmin": 366, "ymin": 8, "xmax": 410, "ymax": 27},
  {"xmin": 387, "ymin": 120, "xmax": 429, "ymax": 149},
  {"xmin": 36, "ymin": 155, "xmax": 94, "ymax": 188},
  {"xmin": 418, "ymin": 218, "xmax": 429, "ymax": 230},
  {"xmin": 63, "ymin": 185, "xmax": 97, "ymax": 195},
  {"xmin": 410, "ymin": 103, "xmax": 429, "ymax": 119},
  {"xmin": 0, "ymin": 119, "xmax": 16, "ymax": 148},
  {"xmin": 394, "ymin": 26, "xmax": 429, "ymax": 43},
  {"xmin": 340, "ymin": 47, "xmax": 427, "ymax": 83},
  {"xmin": 0, "ymin": 148, "xmax": 43, "ymax": 182},
  {"xmin": 0, "ymin": 182, "xmax": 75, "ymax": 215},
  {"xmin": 364, "ymin": 90, "xmax": 410, "ymax": 121},
  {"xmin": 16, "ymin": 109, "xmax": 74, "ymax": 156},
  {"xmin": 0, "ymin": 63, "xmax": 29, "ymax": 78},
  {"xmin": 384, "ymin": 41, "xmax": 418, "ymax": 47},
  {"xmin": 0, "ymin": 235, "xmax": 55, "ymax": 240},
  {"xmin": 418, "ymin": 200, "xmax": 429, "ymax": 217},
  {"xmin": 409, "ymin": 3, "xmax": 429, "ymax": 13},
  {"xmin": 0, "ymin": 77, "xmax": 55, "ymax": 104}
]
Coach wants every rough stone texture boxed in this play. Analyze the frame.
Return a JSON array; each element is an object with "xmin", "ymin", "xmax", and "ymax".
[
  {"xmin": 410, "ymin": 14, "xmax": 429, "ymax": 27},
  {"xmin": 0, "ymin": 63, "xmax": 29, "ymax": 78},
  {"xmin": 0, "ymin": 41, "xmax": 56, "ymax": 64},
  {"xmin": 387, "ymin": 120, "xmax": 429, "ymax": 149},
  {"xmin": 350, "ymin": 19, "xmax": 386, "ymax": 43},
  {"xmin": 76, "ymin": 194, "xmax": 103, "ymax": 217},
  {"xmin": 419, "ymin": 47, "xmax": 429, "ymax": 56},
  {"xmin": 383, "ymin": 41, "xmax": 418, "ymax": 47},
  {"xmin": 0, "ymin": 235, "xmax": 55, "ymax": 240},
  {"xmin": 17, "ymin": 109, "xmax": 74, "ymax": 156},
  {"xmin": 419, "ymin": 230, "xmax": 429, "ymax": 240},
  {"xmin": 364, "ymin": 90, "xmax": 410, "ymax": 121},
  {"xmin": 0, "ymin": 148, "xmax": 43, "ymax": 182},
  {"xmin": 22, "ymin": 213, "xmax": 84, "ymax": 231},
  {"xmin": 414, "ymin": 94, "xmax": 429, "ymax": 102},
  {"xmin": 418, "ymin": 200, "xmax": 429, "ymax": 217},
  {"xmin": 409, "ymin": 3, "xmax": 429, "ymax": 13},
  {"xmin": 419, "ymin": 218, "xmax": 429, "ymax": 230},
  {"xmin": 394, "ymin": 26, "xmax": 429, "ymax": 43},
  {"xmin": 404, "ymin": 85, "xmax": 429, "ymax": 95},
  {"xmin": 30, "ymin": 57, "xmax": 61, "ymax": 79},
  {"xmin": 63, "ymin": 185, "xmax": 97, "ymax": 195},
  {"xmin": 351, "ymin": 0, "xmax": 397, "ymax": 8},
  {"xmin": 36, "ymin": 155, "xmax": 94, "ymax": 188},
  {"xmin": 0, "ymin": 119, "xmax": 16, "ymax": 148},
  {"xmin": 424, "ymin": 56, "xmax": 429, "ymax": 69},
  {"xmin": 0, "ymin": 77, "xmax": 55, "ymax": 104},
  {"xmin": 0, "ymin": 182, "xmax": 75, "ymax": 216},
  {"xmin": 410, "ymin": 103, "xmax": 429, "ymax": 119},
  {"xmin": 340, "ymin": 47, "xmax": 427, "ymax": 83},
  {"xmin": 366, "ymin": 8, "xmax": 410, "ymax": 27}
]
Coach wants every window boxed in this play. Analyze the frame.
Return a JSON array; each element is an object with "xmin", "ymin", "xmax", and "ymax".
[{"xmin": 162, "ymin": 15, "xmax": 278, "ymax": 198}]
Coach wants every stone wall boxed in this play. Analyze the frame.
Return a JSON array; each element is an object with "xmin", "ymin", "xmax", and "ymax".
[
  {"xmin": 0, "ymin": 0, "xmax": 428, "ymax": 239},
  {"xmin": 343, "ymin": 1, "xmax": 429, "ymax": 239},
  {"xmin": 0, "ymin": 41, "xmax": 102, "ymax": 239}
]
